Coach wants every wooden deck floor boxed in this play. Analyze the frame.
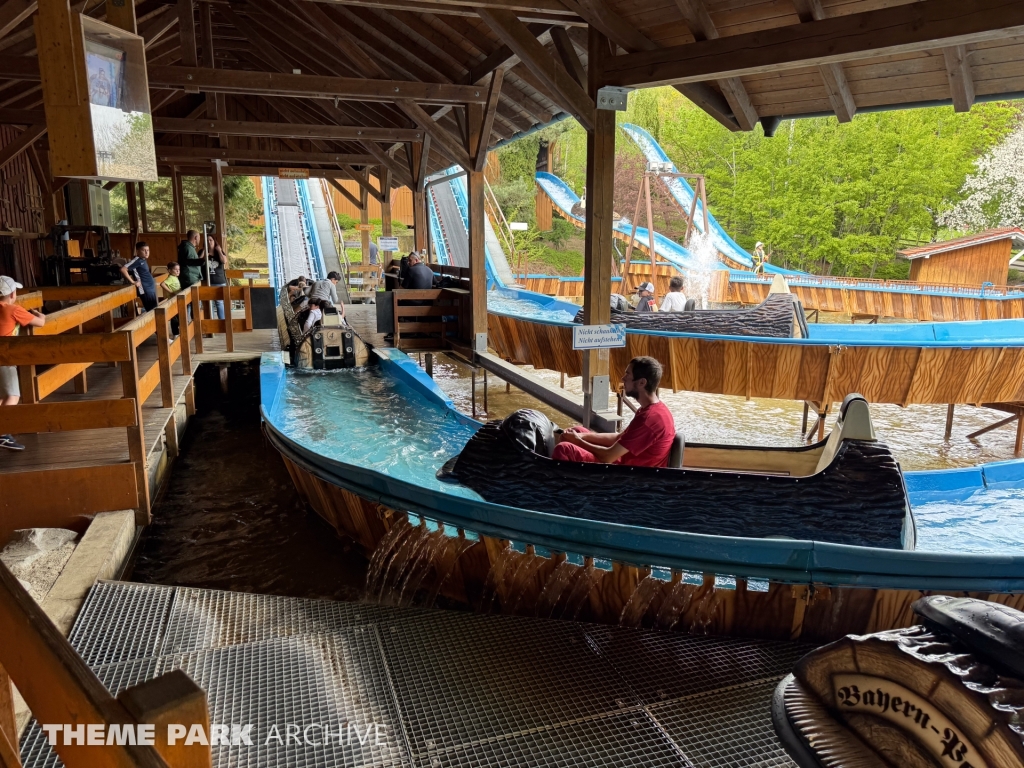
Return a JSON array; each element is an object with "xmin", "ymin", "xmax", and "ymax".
[{"xmin": 1, "ymin": 329, "xmax": 279, "ymax": 475}]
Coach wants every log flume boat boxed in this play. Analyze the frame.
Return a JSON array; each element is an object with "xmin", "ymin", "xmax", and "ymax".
[
  {"xmin": 277, "ymin": 286, "xmax": 370, "ymax": 369},
  {"xmin": 571, "ymin": 291, "xmax": 807, "ymax": 338},
  {"xmin": 774, "ymin": 595, "xmax": 1024, "ymax": 767},
  {"xmin": 438, "ymin": 394, "xmax": 913, "ymax": 550}
]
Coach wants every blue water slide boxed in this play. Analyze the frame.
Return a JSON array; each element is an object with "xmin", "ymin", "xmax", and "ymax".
[
  {"xmin": 295, "ymin": 179, "xmax": 327, "ymax": 282},
  {"xmin": 262, "ymin": 177, "xmax": 284, "ymax": 300}
]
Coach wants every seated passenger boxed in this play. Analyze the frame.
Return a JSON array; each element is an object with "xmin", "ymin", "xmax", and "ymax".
[
  {"xmin": 300, "ymin": 298, "xmax": 323, "ymax": 334},
  {"xmin": 402, "ymin": 252, "xmax": 436, "ymax": 289},
  {"xmin": 552, "ymin": 356, "xmax": 675, "ymax": 466},
  {"xmin": 659, "ymin": 276, "xmax": 687, "ymax": 312},
  {"xmin": 635, "ymin": 282, "xmax": 657, "ymax": 312}
]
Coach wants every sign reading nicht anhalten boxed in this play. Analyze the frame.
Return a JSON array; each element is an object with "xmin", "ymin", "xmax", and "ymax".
[{"xmin": 573, "ymin": 324, "xmax": 626, "ymax": 350}]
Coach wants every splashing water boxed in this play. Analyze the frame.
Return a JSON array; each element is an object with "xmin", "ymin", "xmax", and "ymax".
[
  {"xmin": 683, "ymin": 229, "xmax": 720, "ymax": 308},
  {"xmin": 618, "ymin": 575, "xmax": 666, "ymax": 628}
]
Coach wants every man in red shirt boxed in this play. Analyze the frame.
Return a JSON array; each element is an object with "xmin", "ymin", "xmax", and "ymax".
[
  {"xmin": 1, "ymin": 275, "xmax": 46, "ymax": 450},
  {"xmin": 552, "ymin": 356, "xmax": 676, "ymax": 466}
]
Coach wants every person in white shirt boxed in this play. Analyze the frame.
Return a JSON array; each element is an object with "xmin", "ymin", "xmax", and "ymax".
[
  {"xmin": 659, "ymin": 276, "xmax": 688, "ymax": 312},
  {"xmin": 302, "ymin": 298, "xmax": 323, "ymax": 334}
]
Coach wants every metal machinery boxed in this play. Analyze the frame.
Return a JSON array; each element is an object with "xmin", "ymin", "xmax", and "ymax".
[{"xmin": 38, "ymin": 225, "xmax": 120, "ymax": 285}]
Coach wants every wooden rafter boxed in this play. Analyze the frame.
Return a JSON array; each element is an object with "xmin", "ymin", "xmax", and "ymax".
[
  {"xmin": 790, "ymin": 0, "xmax": 856, "ymax": 123},
  {"xmin": 943, "ymin": 44, "xmax": 975, "ymax": 113},
  {"xmin": 671, "ymin": 0, "xmax": 757, "ymax": 130},
  {"xmin": 327, "ymin": 178, "xmax": 363, "ymax": 210},
  {"xmin": 154, "ymin": 146, "xmax": 376, "ymax": 164},
  {"xmin": 555, "ymin": 0, "xmax": 740, "ymax": 131},
  {"xmin": 295, "ymin": 0, "xmax": 580, "ymax": 25},
  {"xmin": 152, "ymin": 116, "xmax": 424, "ymax": 141},
  {"xmin": 477, "ymin": 7, "xmax": 594, "ymax": 129},
  {"xmin": 549, "ymin": 26, "xmax": 585, "ymax": 88},
  {"xmin": 0, "ymin": 121, "xmax": 43, "ymax": 171},
  {"xmin": 473, "ymin": 69, "xmax": 502, "ymax": 171},
  {"xmin": 0, "ymin": 0, "xmax": 36, "ymax": 41},
  {"xmin": 602, "ymin": 0, "xmax": 1024, "ymax": 89}
]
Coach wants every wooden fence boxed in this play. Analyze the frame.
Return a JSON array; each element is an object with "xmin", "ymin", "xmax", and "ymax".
[{"xmin": 0, "ymin": 284, "xmax": 253, "ymax": 540}]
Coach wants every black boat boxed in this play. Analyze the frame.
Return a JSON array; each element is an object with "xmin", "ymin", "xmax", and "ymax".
[
  {"xmin": 439, "ymin": 394, "xmax": 914, "ymax": 550},
  {"xmin": 572, "ymin": 291, "xmax": 807, "ymax": 338}
]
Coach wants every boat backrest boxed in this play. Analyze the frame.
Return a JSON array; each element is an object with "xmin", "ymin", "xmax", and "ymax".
[
  {"xmin": 814, "ymin": 394, "xmax": 876, "ymax": 474},
  {"xmin": 683, "ymin": 298, "xmax": 696, "ymax": 311},
  {"xmin": 667, "ymin": 431, "xmax": 685, "ymax": 468}
]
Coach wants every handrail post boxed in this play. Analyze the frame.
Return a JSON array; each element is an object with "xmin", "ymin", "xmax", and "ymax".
[
  {"xmin": 155, "ymin": 306, "xmax": 174, "ymax": 408},
  {"xmin": 120, "ymin": 330, "xmax": 151, "ymax": 523},
  {"xmin": 0, "ymin": 663, "xmax": 18, "ymax": 767},
  {"xmin": 223, "ymin": 283, "xmax": 233, "ymax": 352},
  {"xmin": 176, "ymin": 293, "xmax": 193, "ymax": 375},
  {"xmin": 191, "ymin": 286, "xmax": 204, "ymax": 354},
  {"xmin": 243, "ymin": 285, "xmax": 253, "ymax": 330}
]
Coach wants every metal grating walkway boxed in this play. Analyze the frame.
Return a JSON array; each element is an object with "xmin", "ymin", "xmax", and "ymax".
[{"xmin": 21, "ymin": 582, "xmax": 804, "ymax": 768}]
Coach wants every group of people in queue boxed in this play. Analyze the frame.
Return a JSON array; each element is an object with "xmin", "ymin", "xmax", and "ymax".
[{"xmin": 285, "ymin": 272, "xmax": 346, "ymax": 335}]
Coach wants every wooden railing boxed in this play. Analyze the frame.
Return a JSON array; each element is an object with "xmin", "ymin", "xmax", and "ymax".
[
  {"xmin": 729, "ymin": 270, "xmax": 1024, "ymax": 297},
  {"xmin": 392, "ymin": 288, "xmax": 468, "ymax": 351},
  {"xmin": 0, "ymin": 284, "xmax": 253, "ymax": 534},
  {"xmin": 0, "ymin": 560, "xmax": 212, "ymax": 768}
]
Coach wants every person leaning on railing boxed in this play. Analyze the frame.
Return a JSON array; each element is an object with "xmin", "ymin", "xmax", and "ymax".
[
  {"xmin": 176, "ymin": 230, "xmax": 206, "ymax": 290},
  {"xmin": 119, "ymin": 241, "xmax": 157, "ymax": 313},
  {"xmin": 0, "ymin": 275, "xmax": 46, "ymax": 451},
  {"xmin": 163, "ymin": 262, "xmax": 181, "ymax": 337}
]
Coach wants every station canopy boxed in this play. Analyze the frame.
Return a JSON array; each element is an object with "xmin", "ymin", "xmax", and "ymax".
[{"xmin": 1, "ymin": 0, "xmax": 1022, "ymax": 186}]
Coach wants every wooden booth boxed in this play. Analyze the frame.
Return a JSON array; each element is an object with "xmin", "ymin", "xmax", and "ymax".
[{"xmin": 900, "ymin": 227, "xmax": 1024, "ymax": 287}]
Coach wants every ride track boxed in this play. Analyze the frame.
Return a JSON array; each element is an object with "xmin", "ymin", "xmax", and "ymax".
[{"xmin": 531, "ymin": 124, "xmax": 1024, "ymax": 321}]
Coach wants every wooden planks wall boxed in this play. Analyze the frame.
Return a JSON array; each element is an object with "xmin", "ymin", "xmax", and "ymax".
[
  {"xmin": 488, "ymin": 312, "xmax": 1024, "ymax": 406},
  {"xmin": 0, "ymin": 125, "xmax": 47, "ymax": 287},
  {"xmin": 909, "ymin": 239, "xmax": 1011, "ymax": 287}
]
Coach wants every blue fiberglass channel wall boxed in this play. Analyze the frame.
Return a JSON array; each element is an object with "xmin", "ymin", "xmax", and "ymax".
[{"xmin": 260, "ymin": 351, "xmax": 1024, "ymax": 592}]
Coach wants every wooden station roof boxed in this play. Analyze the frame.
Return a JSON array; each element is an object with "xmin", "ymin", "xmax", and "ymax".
[{"xmin": 0, "ymin": 0, "xmax": 1022, "ymax": 189}]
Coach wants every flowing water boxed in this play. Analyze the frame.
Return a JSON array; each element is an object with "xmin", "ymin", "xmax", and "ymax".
[{"xmin": 682, "ymin": 230, "xmax": 721, "ymax": 308}]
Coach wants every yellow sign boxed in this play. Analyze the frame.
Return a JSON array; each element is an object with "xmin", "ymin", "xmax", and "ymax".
[
  {"xmin": 278, "ymin": 168, "xmax": 309, "ymax": 179},
  {"xmin": 356, "ymin": 224, "xmax": 374, "ymax": 231}
]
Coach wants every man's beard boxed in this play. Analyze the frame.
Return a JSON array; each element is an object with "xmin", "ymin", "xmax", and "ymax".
[{"xmin": 624, "ymin": 383, "xmax": 640, "ymax": 400}]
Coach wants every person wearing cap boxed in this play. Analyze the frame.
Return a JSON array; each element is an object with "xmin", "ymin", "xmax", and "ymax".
[
  {"xmin": 753, "ymin": 242, "xmax": 769, "ymax": 273},
  {"xmin": 0, "ymin": 276, "xmax": 46, "ymax": 450},
  {"xmin": 402, "ymin": 251, "xmax": 436, "ymax": 290},
  {"xmin": 635, "ymin": 282, "xmax": 657, "ymax": 312}
]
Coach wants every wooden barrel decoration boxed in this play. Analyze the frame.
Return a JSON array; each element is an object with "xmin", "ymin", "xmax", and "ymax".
[{"xmin": 773, "ymin": 596, "xmax": 1024, "ymax": 767}]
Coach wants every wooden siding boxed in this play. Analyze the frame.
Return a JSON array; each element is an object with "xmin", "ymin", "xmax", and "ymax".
[
  {"xmin": 487, "ymin": 312, "xmax": 1024, "ymax": 407},
  {"xmin": 0, "ymin": 125, "xmax": 47, "ymax": 287},
  {"xmin": 909, "ymin": 239, "xmax": 1012, "ymax": 287},
  {"xmin": 328, "ymin": 182, "xmax": 415, "ymax": 226}
]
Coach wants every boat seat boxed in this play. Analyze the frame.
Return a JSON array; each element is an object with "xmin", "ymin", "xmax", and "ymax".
[
  {"xmin": 813, "ymin": 393, "xmax": 876, "ymax": 474},
  {"xmin": 667, "ymin": 431, "xmax": 685, "ymax": 468},
  {"xmin": 683, "ymin": 298, "xmax": 696, "ymax": 311}
]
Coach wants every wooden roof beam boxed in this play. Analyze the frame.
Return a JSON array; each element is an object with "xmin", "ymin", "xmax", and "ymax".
[
  {"xmin": 943, "ymin": 44, "xmax": 975, "ymax": 113},
  {"xmin": 473, "ymin": 69, "xmax": 502, "ymax": 171},
  {"xmin": 790, "ymin": 0, "xmax": 855, "ymax": 122},
  {"xmin": 298, "ymin": 0, "xmax": 580, "ymax": 25},
  {"xmin": 145, "ymin": 64, "xmax": 488, "ymax": 103},
  {"xmin": 327, "ymin": 178, "xmax": 363, "ymax": 209},
  {"xmin": 399, "ymin": 97, "xmax": 472, "ymax": 170},
  {"xmin": 477, "ymin": 7, "xmax": 594, "ymax": 130},
  {"xmin": 602, "ymin": 0, "xmax": 1024, "ymax": 89},
  {"xmin": 672, "ymin": 0, "xmax": 757, "ymax": 130},
  {"xmin": 0, "ymin": 0, "xmax": 37, "ymax": 42},
  {"xmin": 362, "ymin": 140, "xmax": 414, "ymax": 188},
  {"xmin": 0, "ymin": 121, "xmax": 43, "ymax": 171},
  {"xmin": 152, "ymin": 115, "xmax": 424, "ymax": 141},
  {"xmin": 555, "ymin": 0, "xmax": 739, "ymax": 131},
  {"xmin": 155, "ymin": 146, "xmax": 376, "ymax": 164},
  {"xmin": 549, "ymin": 26, "xmax": 585, "ymax": 88},
  {"xmin": 138, "ymin": 6, "xmax": 179, "ymax": 49}
]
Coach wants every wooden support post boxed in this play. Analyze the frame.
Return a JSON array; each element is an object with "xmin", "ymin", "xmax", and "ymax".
[
  {"xmin": 359, "ymin": 182, "xmax": 371, "ymax": 264},
  {"xmin": 944, "ymin": 403, "xmax": 955, "ymax": 441},
  {"xmin": 801, "ymin": 401, "xmax": 809, "ymax": 434},
  {"xmin": 222, "ymin": 284, "xmax": 233, "ymax": 352},
  {"xmin": 185, "ymin": 379, "xmax": 196, "ymax": 417},
  {"xmin": 172, "ymin": 167, "xmax": 185, "ymax": 234},
  {"xmin": 211, "ymin": 159, "xmax": 226, "ymax": 246},
  {"xmin": 138, "ymin": 182, "xmax": 149, "ymax": 234},
  {"xmin": 425, "ymin": 352, "xmax": 433, "ymax": 378},
  {"xmin": 243, "ymin": 285, "xmax": 253, "ymax": 330},
  {"xmin": 177, "ymin": 293, "xmax": 193, "ymax": 374},
  {"xmin": 126, "ymin": 182, "xmax": 139, "ymax": 247},
  {"xmin": 191, "ymin": 286, "xmax": 204, "ymax": 353},
  {"xmin": 483, "ymin": 368, "xmax": 488, "ymax": 414},
  {"xmin": 467, "ymin": 105, "xmax": 487, "ymax": 353},
  {"xmin": 1017, "ymin": 416, "xmax": 1024, "ymax": 456},
  {"xmin": 580, "ymin": 25, "xmax": 615, "ymax": 427},
  {"xmin": 17, "ymin": 365, "xmax": 36, "ymax": 404},
  {"xmin": 380, "ymin": 168, "xmax": 393, "ymax": 264},
  {"xmin": 471, "ymin": 368, "xmax": 477, "ymax": 418},
  {"xmin": 120, "ymin": 333, "xmax": 151, "ymax": 523},
  {"xmin": 0, "ymin": 663, "xmax": 17, "ymax": 768},
  {"xmin": 155, "ymin": 306, "xmax": 174, "ymax": 408},
  {"xmin": 411, "ymin": 141, "xmax": 429, "ymax": 253},
  {"xmin": 72, "ymin": 325, "xmax": 87, "ymax": 393}
]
